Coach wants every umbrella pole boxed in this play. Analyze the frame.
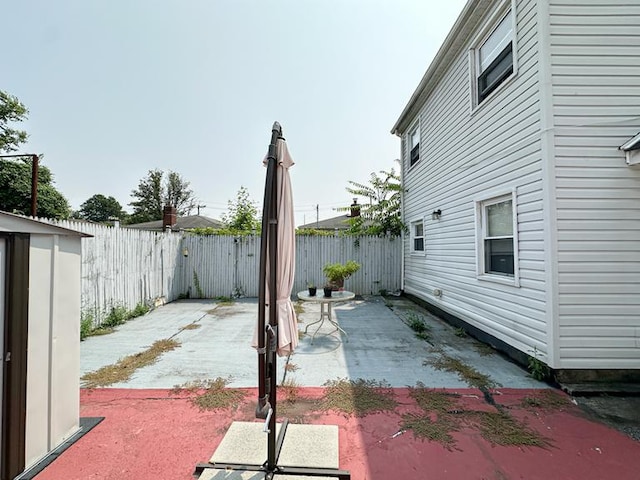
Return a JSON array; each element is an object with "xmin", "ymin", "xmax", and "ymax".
[{"xmin": 257, "ymin": 122, "xmax": 282, "ymax": 470}]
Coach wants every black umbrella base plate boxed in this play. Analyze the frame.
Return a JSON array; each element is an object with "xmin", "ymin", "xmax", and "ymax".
[{"xmin": 194, "ymin": 421, "xmax": 350, "ymax": 479}]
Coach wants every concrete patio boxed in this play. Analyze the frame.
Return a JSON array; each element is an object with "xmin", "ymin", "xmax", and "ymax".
[{"xmin": 80, "ymin": 295, "xmax": 546, "ymax": 390}]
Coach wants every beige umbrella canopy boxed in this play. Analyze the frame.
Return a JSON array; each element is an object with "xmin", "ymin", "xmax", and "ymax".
[{"xmin": 265, "ymin": 138, "xmax": 298, "ymax": 356}]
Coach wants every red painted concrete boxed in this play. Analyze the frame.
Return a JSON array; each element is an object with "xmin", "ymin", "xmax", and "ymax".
[{"xmin": 34, "ymin": 388, "xmax": 640, "ymax": 480}]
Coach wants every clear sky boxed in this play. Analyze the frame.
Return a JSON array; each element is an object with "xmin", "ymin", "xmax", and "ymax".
[{"xmin": 4, "ymin": 0, "xmax": 466, "ymax": 226}]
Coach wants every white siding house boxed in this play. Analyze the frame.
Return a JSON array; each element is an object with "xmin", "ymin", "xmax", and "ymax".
[{"xmin": 392, "ymin": 0, "xmax": 640, "ymax": 375}]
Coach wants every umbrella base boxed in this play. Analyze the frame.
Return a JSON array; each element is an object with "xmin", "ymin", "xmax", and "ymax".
[{"xmin": 194, "ymin": 421, "xmax": 350, "ymax": 479}]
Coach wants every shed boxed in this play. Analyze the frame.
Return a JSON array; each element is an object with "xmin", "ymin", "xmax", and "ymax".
[{"xmin": 0, "ymin": 212, "xmax": 90, "ymax": 480}]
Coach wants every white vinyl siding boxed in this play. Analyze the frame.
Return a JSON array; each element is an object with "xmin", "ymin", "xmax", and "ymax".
[
  {"xmin": 402, "ymin": 0, "xmax": 547, "ymax": 358},
  {"xmin": 550, "ymin": 0, "xmax": 640, "ymax": 369}
]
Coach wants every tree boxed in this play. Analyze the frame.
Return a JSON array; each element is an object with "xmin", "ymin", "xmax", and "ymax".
[
  {"xmin": 0, "ymin": 90, "xmax": 28, "ymax": 153},
  {"xmin": 222, "ymin": 186, "xmax": 260, "ymax": 232},
  {"xmin": 342, "ymin": 163, "xmax": 405, "ymax": 236},
  {"xmin": 0, "ymin": 157, "xmax": 71, "ymax": 219},
  {"xmin": 78, "ymin": 194, "xmax": 126, "ymax": 223},
  {"xmin": 128, "ymin": 169, "xmax": 196, "ymax": 224}
]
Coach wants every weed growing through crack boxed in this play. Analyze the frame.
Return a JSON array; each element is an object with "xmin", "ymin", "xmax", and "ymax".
[
  {"xmin": 181, "ymin": 323, "xmax": 201, "ymax": 330},
  {"xmin": 402, "ymin": 383, "xmax": 551, "ymax": 449},
  {"xmin": 81, "ymin": 339, "xmax": 180, "ymax": 388},
  {"xmin": 521, "ymin": 390, "xmax": 571, "ymax": 410},
  {"xmin": 425, "ymin": 351, "xmax": 499, "ymax": 390},
  {"xmin": 454, "ymin": 327, "xmax": 467, "ymax": 338},
  {"xmin": 284, "ymin": 362, "xmax": 299, "ymax": 372},
  {"xmin": 318, "ymin": 378, "xmax": 397, "ymax": 417},
  {"xmin": 279, "ymin": 378, "xmax": 301, "ymax": 404},
  {"xmin": 171, "ymin": 377, "xmax": 247, "ymax": 411},
  {"xmin": 473, "ymin": 343, "xmax": 495, "ymax": 357},
  {"xmin": 463, "ymin": 411, "xmax": 551, "ymax": 447},
  {"xmin": 294, "ymin": 301, "xmax": 305, "ymax": 317}
]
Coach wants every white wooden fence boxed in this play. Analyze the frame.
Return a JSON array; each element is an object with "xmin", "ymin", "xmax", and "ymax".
[{"xmin": 45, "ymin": 220, "xmax": 402, "ymax": 325}]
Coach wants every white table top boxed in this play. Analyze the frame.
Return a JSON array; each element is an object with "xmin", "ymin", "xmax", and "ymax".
[{"xmin": 297, "ymin": 290, "xmax": 355, "ymax": 303}]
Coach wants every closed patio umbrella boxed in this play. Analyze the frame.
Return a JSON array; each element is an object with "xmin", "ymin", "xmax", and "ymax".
[{"xmin": 197, "ymin": 123, "xmax": 349, "ymax": 479}]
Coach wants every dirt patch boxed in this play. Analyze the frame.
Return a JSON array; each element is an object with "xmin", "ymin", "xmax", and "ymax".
[
  {"xmin": 171, "ymin": 377, "xmax": 247, "ymax": 411},
  {"xmin": 81, "ymin": 339, "xmax": 180, "ymax": 388},
  {"xmin": 318, "ymin": 378, "xmax": 397, "ymax": 417}
]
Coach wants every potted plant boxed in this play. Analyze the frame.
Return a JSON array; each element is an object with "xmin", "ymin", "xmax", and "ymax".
[
  {"xmin": 323, "ymin": 284, "xmax": 333, "ymax": 298},
  {"xmin": 322, "ymin": 261, "xmax": 361, "ymax": 291},
  {"xmin": 307, "ymin": 282, "xmax": 317, "ymax": 297}
]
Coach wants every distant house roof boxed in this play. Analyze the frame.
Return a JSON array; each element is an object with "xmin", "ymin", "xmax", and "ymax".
[
  {"xmin": 298, "ymin": 214, "xmax": 373, "ymax": 231},
  {"xmin": 127, "ymin": 215, "xmax": 224, "ymax": 231},
  {"xmin": 298, "ymin": 214, "xmax": 353, "ymax": 231}
]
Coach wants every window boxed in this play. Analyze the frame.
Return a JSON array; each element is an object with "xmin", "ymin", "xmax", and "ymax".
[
  {"xmin": 476, "ymin": 11, "xmax": 514, "ymax": 104},
  {"xmin": 411, "ymin": 219, "xmax": 424, "ymax": 253},
  {"xmin": 476, "ymin": 191, "xmax": 519, "ymax": 285},
  {"xmin": 409, "ymin": 124, "xmax": 420, "ymax": 167}
]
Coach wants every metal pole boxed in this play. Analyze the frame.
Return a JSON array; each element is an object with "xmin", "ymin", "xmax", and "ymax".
[{"xmin": 30, "ymin": 154, "xmax": 39, "ymax": 217}]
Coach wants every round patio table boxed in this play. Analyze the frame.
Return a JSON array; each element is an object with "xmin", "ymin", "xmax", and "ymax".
[{"xmin": 297, "ymin": 290, "xmax": 355, "ymax": 343}]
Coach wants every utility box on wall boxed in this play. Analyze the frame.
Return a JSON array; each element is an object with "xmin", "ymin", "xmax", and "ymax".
[{"xmin": 0, "ymin": 212, "xmax": 90, "ymax": 480}]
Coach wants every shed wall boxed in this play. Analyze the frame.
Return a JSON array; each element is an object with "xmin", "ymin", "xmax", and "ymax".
[{"xmin": 25, "ymin": 234, "xmax": 81, "ymax": 470}]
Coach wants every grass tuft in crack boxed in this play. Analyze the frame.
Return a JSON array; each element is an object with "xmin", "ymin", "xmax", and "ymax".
[
  {"xmin": 318, "ymin": 378, "xmax": 397, "ymax": 417},
  {"xmin": 81, "ymin": 339, "xmax": 180, "ymax": 388},
  {"xmin": 171, "ymin": 377, "xmax": 247, "ymax": 411},
  {"xmin": 463, "ymin": 411, "xmax": 551, "ymax": 447}
]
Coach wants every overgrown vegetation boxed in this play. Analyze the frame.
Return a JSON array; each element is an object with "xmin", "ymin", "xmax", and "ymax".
[
  {"xmin": 171, "ymin": 377, "xmax": 247, "ymax": 411},
  {"xmin": 424, "ymin": 351, "xmax": 499, "ymax": 390},
  {"xmin": 528, "ymin": 347, "xmax": 551, "ymax": 381},
  {"xmin": 521, "ymin": 390, "xmax": 570, "ymax": 410},
  {"xmin": 318, "ymin": 378, "xmax": 397, "ymax": 417},
  {"xmin": 193, "ymin": 270, "xmax": 205, "ymax": 298},
  {"xmin": 401, "ymin": 383, "xmax": 551, "ymax": 449},
  {"xmin": 81, "ymin": 339, "xmax": 180, "ymax": 387},
  {"xmin": 80, "ymin": 302, "xmax": 150, "ymax": 340},
  {"xmin": 406, "ymin": 312, "xmax": 431, "ymax": 341}
]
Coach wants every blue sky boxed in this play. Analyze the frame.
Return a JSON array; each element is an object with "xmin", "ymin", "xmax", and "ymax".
[{"xmin": 5, "ymin": 0, "xmax": 466, "ymax": 225}]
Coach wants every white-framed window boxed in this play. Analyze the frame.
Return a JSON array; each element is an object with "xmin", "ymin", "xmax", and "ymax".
[
  {"xmin": 410, "ymin": 219, "xmax": 425, "ymax": 254},
  {"xmin": 475, "ymin": 190, "xmax": 519, "ymax": 286},
  {"xmin": 408, "ymin": 123, "xmax": 420, "ymax": 167},
  {"xmin": 474, "ymin": 9, "xmax": 515, "ymax": 105}
]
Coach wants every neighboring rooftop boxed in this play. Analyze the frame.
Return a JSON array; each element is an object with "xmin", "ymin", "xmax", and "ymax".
[{"xmin": 127, "ymin": 214, "xmax": 223, "ymax": 232}]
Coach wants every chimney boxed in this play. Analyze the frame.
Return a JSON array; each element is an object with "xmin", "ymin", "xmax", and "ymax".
[
  {"xmin": 163, "ymin": 205, "xmax": 177, "ymax": 231},
  {"xmin": 350, "ymin": 198, "xmax": 360, "ymax": 217}
]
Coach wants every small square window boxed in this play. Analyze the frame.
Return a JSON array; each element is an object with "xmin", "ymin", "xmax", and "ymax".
[
  {"xmin": 476, "ymin": 191, "xmax": 519, "ymax": 285},
  {"xmin": 411, "ymin": 219, "xmax": 424, "ymax": 253},
  {"xmin": 476, "ymin": 11, "xmax": 514, "ymax": 104},
  {"xmin": 409, "ymin": 125, "xmax": 420, "ymax": 167}
]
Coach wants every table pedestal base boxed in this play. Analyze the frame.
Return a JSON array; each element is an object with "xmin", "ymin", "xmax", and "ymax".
[{"xmin": 304, "ymin": 302, "xmax": 349, "ymax": 343}]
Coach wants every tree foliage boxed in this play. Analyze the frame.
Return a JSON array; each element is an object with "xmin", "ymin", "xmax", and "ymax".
[
  {"xmin": 0, "ymin": 90, "xmax": 28, "ymax": 153},
  {"xmin": 78, "ymin": 194, "xmax": 126, "ymax": 223},
  {"xmin": 0, "ymin": 157, "xmax": 70, "ymax": 219},
  {"xmin": 128, "ymin": 169, "xmax": 196, "ymax": 224},
  {"xmin": 342, "ymin": 163, "xmax": 405, "ymax": 236},
  {"xmin": 222, "ymin": 186, "xmax": 260, "ymax": 232}
]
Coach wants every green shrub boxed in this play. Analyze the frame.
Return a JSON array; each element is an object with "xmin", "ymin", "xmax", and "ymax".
[
  {"xmin": 131, "ymin": 303, "xmax": 150, "ymax": 318},
  {"xmin": 102, "ymin": 305, "xmax": 130, "ymax": 328},
  {"xmin": 80, "ymin": 312, "xmax": 94, "ymax": 341}
]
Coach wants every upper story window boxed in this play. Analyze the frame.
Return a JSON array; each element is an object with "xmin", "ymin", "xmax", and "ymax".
[
  {"xmin": 475, "ymin": 190, "xmax": 519, "ymax": 286},
  {"xmin": 409, "ymin": 124, "xmax": 420, "ymax": 167},
  {"xmin": 410, "ymin": 219, "xmax": 424, "ymax": 254},
  {"xmin": 476, "ymin": 11, "xmax": 514, "ymax": 104}
]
